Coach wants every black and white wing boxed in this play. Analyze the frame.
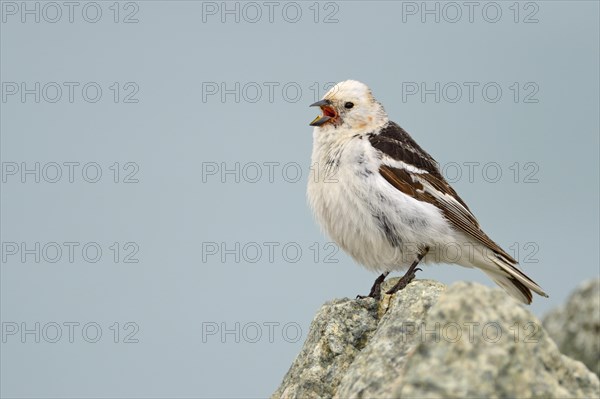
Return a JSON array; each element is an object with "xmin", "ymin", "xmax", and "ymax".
[{"xmin": 368, "ymin": 121, "xmax": 547, "ymax": 303}]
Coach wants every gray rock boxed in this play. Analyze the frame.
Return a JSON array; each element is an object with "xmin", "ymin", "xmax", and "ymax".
[
  {"xmin": 390, "ymin": 282, "xmax": 598, "ymax": 399},
  {"xmin": 272, "ymin": 297, "xmax": 379, "ymax": 399},
  {"xmin": 334, "ymin": 279, "xmax": 446, "ymax": 398},
  {"xmin": 273, "ymin": 279, "xmax": 600, "ymax": 399},
  {"xmin": 543, "ymin": 279, "xmax": 600, "ymax": 377}
]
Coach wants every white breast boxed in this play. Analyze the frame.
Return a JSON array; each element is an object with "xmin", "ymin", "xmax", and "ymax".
[{"xmin": 307, "ymin": 129, "xmax": 456, "ymax": 272}]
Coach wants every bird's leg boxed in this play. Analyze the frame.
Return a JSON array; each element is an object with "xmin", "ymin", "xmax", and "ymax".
[
  {"xmin": 386, "ymin": 247, "xmax": 429, "ymax": 295},
  {"xmin": 357, "ymin": 272, "xmax": 389, "ymax": 300}
]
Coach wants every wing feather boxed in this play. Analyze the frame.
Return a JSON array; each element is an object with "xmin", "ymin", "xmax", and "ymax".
[
  {"xmin": 370, "ymin": 121, "xmax": 516, "ymax": 262},
  {"xmin": 371, "ymin": 121, "xmax": 547, "ymax": 302},
  {"xmin": 379, "ymin": 164, "xmax": 514, "ymax": 261}
]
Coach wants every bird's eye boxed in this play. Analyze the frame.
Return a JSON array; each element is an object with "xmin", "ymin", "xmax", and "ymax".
[{"xmin": 344, "ymin": 102, "xmax": 354, "ymax": 109}]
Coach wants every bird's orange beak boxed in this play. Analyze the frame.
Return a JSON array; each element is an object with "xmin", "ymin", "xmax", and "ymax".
[{"xmin": 309, "ymin": 99, "xmax": 337, "ymax": 126}]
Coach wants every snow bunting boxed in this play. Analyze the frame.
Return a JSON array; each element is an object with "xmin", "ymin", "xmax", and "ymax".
[{"xmin": 307, "ymin": 80, "xmax": 547, "ymax": 304}]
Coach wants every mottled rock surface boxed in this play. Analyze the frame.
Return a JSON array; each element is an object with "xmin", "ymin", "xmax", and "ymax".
[
  {"xmin": 543, "ymin": 278, "xmax": 600, "ymax": 377},
  {"xmin": 273, "ymin": 279, "xmax": 600, "ymax": 399},
  {"xmin": 271, "ymin": 298, "xmax": 379, "ymax": 399}
]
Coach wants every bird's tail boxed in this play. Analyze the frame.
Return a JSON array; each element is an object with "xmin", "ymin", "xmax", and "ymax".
[{"xmin": 478, "ymin": 252, "xmax": 548, "ymax": 304}]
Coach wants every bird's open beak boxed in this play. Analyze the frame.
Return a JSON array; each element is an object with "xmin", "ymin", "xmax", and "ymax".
[{"xmin": 309, "ymin": 99, "xmax": 336, "ymax": 127}]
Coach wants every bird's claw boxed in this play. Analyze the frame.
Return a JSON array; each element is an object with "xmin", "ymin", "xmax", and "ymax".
[
  {"xmin": 356, "ymin": 291, "xmax": 381, "ymax": 301},
  {"xmin": 386, "ymin": 270, "xmax": 420, "ymax": 295}
]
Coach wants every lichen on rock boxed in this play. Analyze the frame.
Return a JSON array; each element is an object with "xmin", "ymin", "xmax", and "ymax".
[{"xmin": 273, "ymin": 279, "xmax": 600, "ymax": 399}]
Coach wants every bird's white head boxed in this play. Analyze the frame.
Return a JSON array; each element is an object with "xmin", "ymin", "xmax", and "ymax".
[{"xmin": 309, "ymin": 80, "xmax": 388, "ymax": 133}]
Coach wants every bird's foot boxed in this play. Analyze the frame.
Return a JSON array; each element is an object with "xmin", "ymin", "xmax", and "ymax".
[
  {"xmin": 356, "ymin": 293, "xmax": 376, "ymax": 300},
  {"xmin": 356, "ymin": 288, "xmax": 381, "ymax": 301},
  {"xmin": 385, "ymin": 267, "xmax": 422, "ymax": 295},
  {"xmin": 356, "ymin": 272, "xmax": 389, "ymax": 300}
]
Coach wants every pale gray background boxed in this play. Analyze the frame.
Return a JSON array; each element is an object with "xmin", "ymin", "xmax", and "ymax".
[{"xmin": 1, "ymin": 1, "xmax": 599, "ymax": 398}]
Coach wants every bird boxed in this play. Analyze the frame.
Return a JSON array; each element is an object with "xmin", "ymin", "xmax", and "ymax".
[{"xmin": 306, "ymin": 80, "xmax": 548, "ymax": 304}]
